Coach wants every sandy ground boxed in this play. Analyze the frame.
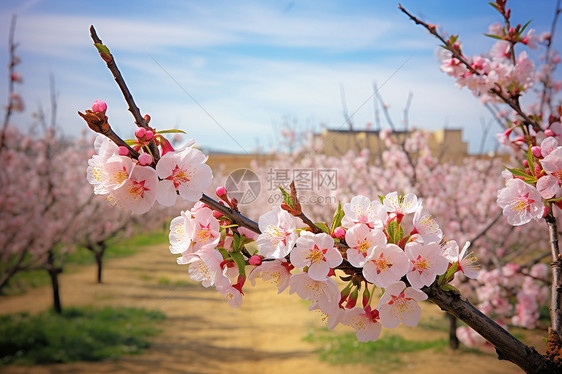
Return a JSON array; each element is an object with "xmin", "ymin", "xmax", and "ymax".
[{"xmin": 0, "ymin": 242, "xmax": 541, "ymax": 374}]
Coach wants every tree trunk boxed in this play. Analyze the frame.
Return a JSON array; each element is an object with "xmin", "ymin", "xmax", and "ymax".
[
  {"xmin": 448, "ymin": 313, "xmax": 459, "ymax": 350},
  {"xmin": 48, "ymin": 268, "xmax": 62, "ymax": 314},
  {"xmin": 46, "ymin": 250, "xmax": 62, "ymax": 314},
  {"xmin": 95, "ymin": 243, "xmax": 106, "ymax": 284}
]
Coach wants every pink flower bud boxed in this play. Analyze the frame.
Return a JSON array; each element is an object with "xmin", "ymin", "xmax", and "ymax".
[
  {"xmin": 535, "ymin": 164, "xmax": 543, "ymax": 177},
  {"xmin": 91, "ymin": 99, "xmax": 107, "ymax": 114},
  {"xmin": 138, "ymin": 152, "xmax": 153, "ymax": 166},
  {"xmin": 522, "ymin": 160, "xmax": 529, "ymax": 167},
  {"xmin": 144, "ymin": 114, "xmax": 151, "ymax": 124},
  {"xmin": 216, "ymin": 186, "xmax": 227, "ymax": 197},
  {"xmin": 531, "ymin": 146, "xmax": 542, "ymax": 158},
  {"xmin": 212, "ymin": 210, "xmax": 223, "ymax": 219},
  {"xmin": 118, "ymin": 146, "xmax": 129, "ymax": 156},
  {"xmin": 513, "ymin": 135, "xmax": 525, "ymax": 144},
  {"xmin": 545, "ymin": 129, "xmax": 555, "ymax": 137},
  {"xmin": 333, "ymin": 227, "xmax": 346, "ymax": 239},
  {"xmin": 135, "ymin": 127, "xmax": 147, "ymax": 138},
  {"xmin": 249, "ymin": 255, "xmax": 262, "ymax": 266},
  {"xmin": 158, "ymin": 136, "xmax": 175, "ymax": 156},
  {"xmin": 132, "ymin": 145, "xmax": 141, "ymax": 152},
  {"xmin": 542, "ymin": 206, "xmax": 549, "ymax": 218},
  {"xmin": 145, "ymin": 130, "xmax": 154, "ymax": 141},
  {"xmin": 10, "ymin": 72, "xmax": 22, "ymax": 83}
]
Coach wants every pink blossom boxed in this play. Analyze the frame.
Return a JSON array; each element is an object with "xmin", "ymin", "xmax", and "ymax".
[
  {"xmin": 109, "ymin": 164, "xmax": 157, "ymax": 214},
  {"xmin": 289, "ymin": 272, "xmax": 341, "ymax": 303},
  {"xmin": 405, "ymin": 242, "xmax": 449, "ymax": 289},
  {"xmin": 345, "ymin": 224, "xmax": 386, "ymax": 268},
  {"xmin": 497, "ymin": 178, "xmax": 544, "ymax": 226},
  {"xmin": 183, "ymin": 247, "xmax": 223, "ymax": 287},
  {"xmin": 536, "ymin": 147, "xmax": 562, "ymax": 198},
  {"xmin": 248, "ymin": 259, "xmax": 292, "ymax": 294},
  {"xmin": 540, "ymin": 136, "xmax": 558, "ymax": 156},
  {"xmin": 341, "ymin": 306, "xmax": 382, "ymax": 342},
  {"xmin": 290, "ymin": 232, "xmax": 342, "ymax": 281},
  {"xmin": 257, "ymin": 206, "xmax": 301, "ymax": 259},
  {"xmin": 87, "ymin": 154, "xmax": 133, "ymax": 195},
  {"xmin": 169, "ymin": 207, "xmax": 220, "ymax": 257},
  {"xmin": 155, "ymin": 143, "xmax": 213, "ymax": 206},
  {"xmin": 169, "ymin": 210, "xmax": 194, "ymax": 255},
  {"xmin": 383, "ymin": 192, "xmax": 422, "ymax": 216},
  {"xmin": 362, "ymin": 243, "xmax": 410, "ymax": 288},
  {"xmin": 411, "ymin": 210, "xmax": 443, "ymax": 244},
  {"xmin": 457, "ymin": 326, "xmax": 487, "ymax": 348},
  {"xmin": 442, "ymin": 240, "xmax": 479, "ymax": 279},
  {"xmin": 342, "ymin": 195, "xmax": 387, "ymax": 229},
  {"xmin": 217, "ymin": 284, "xmax": 243, "ymax": 308},
  {"xmin": 309, "ymin": 297, "xmax": 344, "ymax": 331},
  {"xmin": 238, "ymin": 226, "xmax": 259, "ymax": 241},
  {"xmin": 378, "ymin": 281, "xmax": 427, "ymax": 328},
  {"xmin": 511, "ymin": 291, "xmax": 539, "ymax": 329}
]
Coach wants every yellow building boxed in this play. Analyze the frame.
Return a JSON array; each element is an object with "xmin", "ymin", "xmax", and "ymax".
[
  {"xmin": 207, "ymin": 128, "xmax": 470, "ymax": 172},
  {"xmin": 316, "ymin": 128, "xmax": 469, "ymax": 163}
]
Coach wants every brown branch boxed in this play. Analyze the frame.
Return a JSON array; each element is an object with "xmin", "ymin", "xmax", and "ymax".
[
  {"xmin": 545, "ymin": 213, "xmax": 562, "ymax": 341},
  {"xmin": 200, "ymin": 194, "xmax": 260, "ymax": 234},
  {"xmin": 469, "ymin": 210, "xmax": 503, "ymax": 246},
  {"xmin": 424, "ymin": 282, "xmax": 559, "ymax": 373},
  {"xmin": 89, "ymin": 25, "xmax": 160, "ymax": 162}
]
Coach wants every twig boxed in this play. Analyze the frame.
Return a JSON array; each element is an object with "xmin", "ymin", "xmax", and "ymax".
[
  {"xmin": 545, "ymin": 213, "xmax": 562, "ymax": 340},
  {"xmin": 89, "ymin": 25, "xmax": 160, "ymax": 162},
  {"xmin": 398, "ymin": 4, "xmax": 540, "ymax": 132},
  {"xmin": 424, "ymin": 282, "xmax": 558, "ymax": 373},
  {"xmin": 469, "ymin": 210, "xmax": 503, "ymax": 246}
]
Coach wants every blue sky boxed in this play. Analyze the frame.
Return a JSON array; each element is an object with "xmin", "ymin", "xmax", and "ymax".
[{"xmin": 1, "ymin": 0, "xmax": 561, "ymax": 154}]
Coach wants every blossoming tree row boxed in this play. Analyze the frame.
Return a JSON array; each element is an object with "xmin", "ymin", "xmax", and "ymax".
[{"xmin": 79, "ymin": 0, "xmax": 562, "ymax": 368}]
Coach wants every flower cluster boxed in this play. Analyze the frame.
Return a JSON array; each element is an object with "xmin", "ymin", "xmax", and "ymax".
[
  {"xmin": 85, "ymin": 101, "xmax": 212, "ymax": 214},
  {"xmin": 497, "ymin": 133, "xmax": 562, "ymax": 226},
  {"xmin": 168, "ymin": 190, "xmax": 479, "ymax": 342}
]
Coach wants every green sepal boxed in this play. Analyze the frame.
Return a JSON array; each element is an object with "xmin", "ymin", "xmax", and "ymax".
[
  {"xmin": 330, "ymin": 202, "xmax": 344, "ymax": 233},
  {"xmin": 230, "ymin": 251, "xmax": 246, "ymax": 278},
  {"xmin": 526, "ymin": 146, "xmax": 535, "ymax": 175},
  {"xmin": 279, "ymin": 186, "xmax": 293, "ymax": 208},
  {"xmin": 439, "ymin": 262, "xmax": 459, "ymax": 285},
  {"xmin": 155, "ymin": 129, "xmax": 187, "ymax": 135},
  {"xmin": 94, "ymin": 43, "xmax": 111, "ymax": 55},
  {"xmin": 315, "ymin": 222, "xmax": 330, "ymax": 234},
  {"xmin": 505, "ymin": 167, "xmax": 537, "ymax": 183},
  {"xmin": 387, "ymin": 220, "xmax": 404, "ymax": 245},
  {"xmin": 483, "ymin": 33, "xmax": 504, "ymax": 40},
  {"xmin": 124, "ymin": 139, "xmax": 137, "ymax": 146},
  {"xmin": 519, "ymin": 19, "xmax": 533, "ymax": 34},
  {"xmin": 217, "ymin": 247, "xmax": 230, "ymax": 260},
  {"xmin": 231, "ymin": 233, "xmax": 242, "ymax": 252},
  {"xmin": 378, "ymin": 195, "xmax": 385, "ymax": 204}
]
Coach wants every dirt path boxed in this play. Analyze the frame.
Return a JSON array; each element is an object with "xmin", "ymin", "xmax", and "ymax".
[{"xmin": 0, "ymin": 243, "xmax": 537, "ymax": 374}]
